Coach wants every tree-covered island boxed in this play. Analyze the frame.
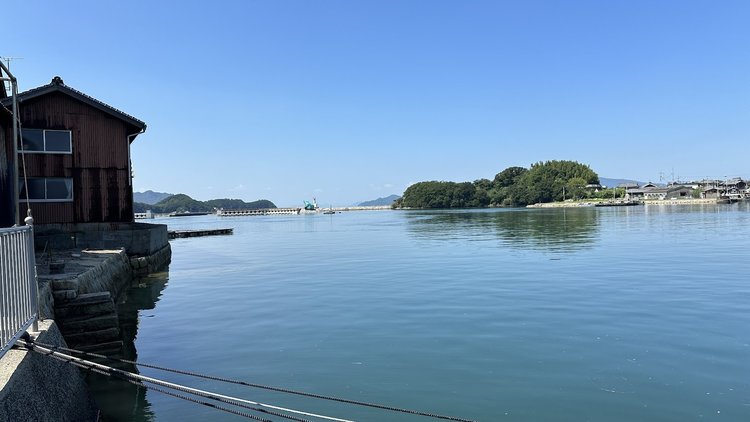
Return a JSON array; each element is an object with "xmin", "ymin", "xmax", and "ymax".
[
  {"xmin": 134, "ymin": 194, "xmax": 276, "ymax": 214},
  {"xmin": 394, "ymin": 160, "xmax": 610, "ymax": 209}
]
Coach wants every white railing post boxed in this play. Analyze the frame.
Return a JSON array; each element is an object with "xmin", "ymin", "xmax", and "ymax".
[
  {"xmin": 25, "ymin": 215, "xmax": 39, "ymax": 332},
  {"xmin": 0, "ymin": 224, "xmax": 40, "ymax": 358}
]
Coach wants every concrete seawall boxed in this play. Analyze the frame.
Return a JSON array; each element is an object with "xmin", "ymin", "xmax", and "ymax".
[
  {"xmin": 2, "ymin": 225, "xmax": 172, "ymax": 421},
  {"xmin": 0, "ymin": 320, "xmax": 98, "ymax": 422},
  {"xmin": 37, "ymin": 244, "xmax": 171, "ymax": 354}
]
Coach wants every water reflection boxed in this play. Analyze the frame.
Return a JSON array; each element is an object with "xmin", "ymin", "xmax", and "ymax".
[
  {"xmin": 404, "ymin": 208, "xmax": 601, "ymax": 252},
  {"xmin": 87, "ymin": 271, "xmax": 169, "ymax": 422}
]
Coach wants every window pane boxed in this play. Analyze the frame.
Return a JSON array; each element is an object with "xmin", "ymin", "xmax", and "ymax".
[
  {"xmin": 45, "ymin": 131, "xmax": 72, "ymax": 152},
  {"xmin": 46, "ymin": 178, "xmax": 73, "ymax": 200},
  {"xmin": 19, "ymin": 178, "xmax": 46, "ymax": 200},
  {"xmin": 21, "ymin": 129, "xmax": 44, "ymax": 151}
]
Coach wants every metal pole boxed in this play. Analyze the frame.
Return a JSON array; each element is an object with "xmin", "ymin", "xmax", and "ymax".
[
  {"xmin": 24, "ymin": 218, "xmax": 39, "ymax": 331},
  {"xmin": 0, "ymin": 61, "xmax": 19, "ymax": 226},
  {"xmin": 12, "ymin": 81, "xmax": 19, "ymax": 226}
]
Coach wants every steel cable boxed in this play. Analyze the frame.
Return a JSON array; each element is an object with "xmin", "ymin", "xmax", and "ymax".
[
  {"xmin": 33, "ymin": 340, "xmax": 477, "ymax": 422},
  {"xmin": 17, "ymin": 339, "xmax": 347, "ymax": 422}
]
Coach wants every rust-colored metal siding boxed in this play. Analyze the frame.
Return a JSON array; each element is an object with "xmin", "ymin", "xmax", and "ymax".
[
  {"xmin": 18, "ymin": 201, "xmax": 75, "ymax": 224},
  {"xmin": 17, "ymin": 92, "xmax": 137, "ymax": 224},
  {"xmin": 0, "ymin": 120, "xmax": 14, "ymax": 227}
]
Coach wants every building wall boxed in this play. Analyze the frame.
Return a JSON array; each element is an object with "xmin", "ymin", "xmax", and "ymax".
[{"xmin": 17, "ymin": 92, "xmax": 136, "ymax": 224}]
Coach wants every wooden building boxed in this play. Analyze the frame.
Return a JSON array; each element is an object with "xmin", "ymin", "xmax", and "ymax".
[{"xmin": 0, "ymin": 76, "xmax": 146, "ymax": 226}]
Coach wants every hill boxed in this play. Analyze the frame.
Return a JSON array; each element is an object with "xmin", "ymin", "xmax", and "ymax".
[
  {"xmin": 133, "ymin": 194, "xmax": 276, "ymax": 214},
  {"xmin": 134, "ymin": 190, "xmax": 173, "ymax": 204},
  {"xmin": 599, "ymin": 177, "xmax": 645, "ymax": 188},
  {"xmin": 204, "ymin": 198, "xmax": 276, "ymax": 210},
  {"xmin": 358, "ymin": 195, "xmax": 401, "ymax": 207}
]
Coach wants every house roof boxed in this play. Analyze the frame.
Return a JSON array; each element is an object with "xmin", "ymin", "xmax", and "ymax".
[{"xmin": 0, "ymin": 76, "xmax": 146, "ymax": 133}]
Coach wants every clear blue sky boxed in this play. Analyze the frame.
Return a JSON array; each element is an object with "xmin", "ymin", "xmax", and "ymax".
[{"xmin": 5, "ymin": 1, "xmax": 749, "ymax": 206}]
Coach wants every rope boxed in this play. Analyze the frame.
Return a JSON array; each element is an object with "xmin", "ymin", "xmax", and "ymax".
[
  {"xmin": 33, "ymin": 341, "xmax": 477, "ymax": 422},
  {"xmin": 17, "ymin": 338, "xmax": 350, "ymax": 422}
]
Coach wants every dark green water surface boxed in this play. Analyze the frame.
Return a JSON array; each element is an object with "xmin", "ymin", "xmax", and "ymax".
[{"xmin": 94, "ymin": 205, "xmax": 750, "ymax": 421}]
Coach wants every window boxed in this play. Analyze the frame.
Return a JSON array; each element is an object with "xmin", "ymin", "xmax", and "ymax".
[
  {"xmin": 19, "ymin": 178, "xmax": 73, "ymax": 202},
  {"xmin": 20, "ymin": 129, "xmax": 72, "ymax": 153}
]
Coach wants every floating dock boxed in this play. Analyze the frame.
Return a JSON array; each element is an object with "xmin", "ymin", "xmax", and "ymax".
[
  {"xmin": 169, "ymin": 212, "xmax": 212, "ymax": 217},
  {"xmin": 168, "ymin": 228, "xmax": 233, "ymax": 239},
  {"xmin": 217, "ymin": 208, "xmax": 301, "ymax": 216}
]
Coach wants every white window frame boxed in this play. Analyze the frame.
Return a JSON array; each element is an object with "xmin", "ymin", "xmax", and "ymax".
[
  {"xmin": 20, "ymin": 129, "xmax": 73, "ymax": 154},
  {"xmin": 19, "ymin": 177, "xmax": 74, "ymax": 203}
]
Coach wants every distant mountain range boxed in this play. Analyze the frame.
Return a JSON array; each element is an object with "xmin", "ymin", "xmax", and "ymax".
[
  {"xmin": 358, "ymin": 194, "xmax": 401, "ymax": 207},
  {"xmin": 599, "ymin": 177, "xmax": 645, "ymax": 188},
  {"xmin": 133, "ymin": 193, "xmax": 276, "ymax": 214},
  {"xmin": 134, "ymin": 190, "xmax": 173, "ymax": 205}
]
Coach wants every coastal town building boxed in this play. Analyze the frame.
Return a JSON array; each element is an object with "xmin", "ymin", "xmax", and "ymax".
[
  {"xmin": 623, "ymin": 179, "xmax": 749, "ymax": 201},
  {"xmin": 0, "ymin": 76, "xmax": 146, "ymax": 227}
]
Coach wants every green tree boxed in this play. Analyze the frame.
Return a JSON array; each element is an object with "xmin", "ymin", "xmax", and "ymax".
[
  {"xmin": 473, "ymin": 178, "xmax": 493, "ymax": 191},
  {"xmin": 400, "ymin": 181, "xmax": 487, "ymax": 209},
  {"xmin": 514, "ymin": 160, "xmax": 599, "ymax": 205},
  {"xmin": 493, "ymin": 166, "xmax": 528, "ymax": 188},
  {"xmin": 565, "ymin": 177, "xmax": 588, "ymax": 200}
]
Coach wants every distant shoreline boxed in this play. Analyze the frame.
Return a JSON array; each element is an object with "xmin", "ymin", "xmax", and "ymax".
[{"xmin": 527, "ymin": 198, "xmax": 725, "ymax": 208}]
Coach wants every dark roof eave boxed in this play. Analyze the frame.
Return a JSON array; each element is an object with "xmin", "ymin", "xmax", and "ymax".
[
  {"xmin": 0, "ymin": 80, "xmax": 146, "ymax": 131},
  {"xmin": 127, "ymin": 125, "xmax": 147, "ymax": 143}
]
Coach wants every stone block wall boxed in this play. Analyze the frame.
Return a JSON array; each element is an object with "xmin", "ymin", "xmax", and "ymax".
[
  {"xmin": 130, "ymin": 243, "xmax": 172, "ymax": 277},
  {"xmin": 41, "ymin": 245, "xmax": 171, "ymax": 354}
]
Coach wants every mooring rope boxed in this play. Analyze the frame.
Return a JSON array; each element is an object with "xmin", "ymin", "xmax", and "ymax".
[
  {"xmin": 32, "ymin": 340, "xmax": 477, "ymax": 422},
  {"xmin": 17, "ymin": 337, "xmax": 351, "ymax": 422}
]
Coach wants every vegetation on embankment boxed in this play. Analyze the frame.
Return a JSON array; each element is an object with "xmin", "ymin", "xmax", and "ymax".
[
  {"xmin": 394, "ymin": 160, "xmax": 603, "ymax": 209},
  {"xmin": 134, "ymin": 194, "xmax": 276, "ymax": 213}
]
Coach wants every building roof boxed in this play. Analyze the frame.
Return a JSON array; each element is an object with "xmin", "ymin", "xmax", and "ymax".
[{"xmin": 0, "ymin": 76, "xmax": 146, "ymax": 133}]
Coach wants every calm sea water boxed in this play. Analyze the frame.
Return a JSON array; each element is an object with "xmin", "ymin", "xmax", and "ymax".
[{"xmin": 93, "ymin": 205, "xmax": 750, "ymax": 421}]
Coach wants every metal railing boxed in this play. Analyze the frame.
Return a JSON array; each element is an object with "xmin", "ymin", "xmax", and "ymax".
[{"xmin": 0, "ymin": 225, "xmax": 39, "ymax": 359}]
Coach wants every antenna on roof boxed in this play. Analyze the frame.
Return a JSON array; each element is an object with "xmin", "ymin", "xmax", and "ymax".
[
  {"xmin": 0, "ymin": 57, "xmax": 22, "ymax": 96},
  {"xmin": 0, "ymin": 56, "xmax": 23, "ymax": 71}
]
